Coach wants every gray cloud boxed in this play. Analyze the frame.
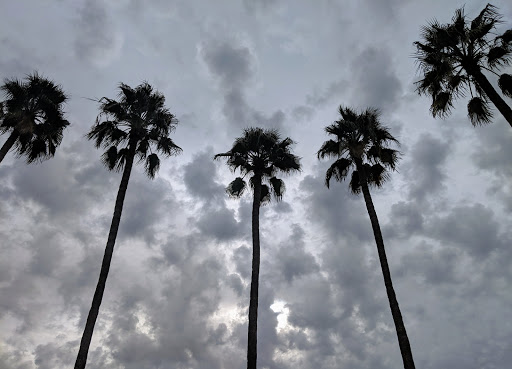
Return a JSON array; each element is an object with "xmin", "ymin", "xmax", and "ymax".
[
  {"xmin": 74, "ymin": 0, "xmax": 123, "ymax": 67},
  {"xmin": 183, "ymin": 148, "xmax": 225, "ymax": 201},
  {"xmin": 406, "ymin": 133, "xmax": 450, "ymax": 202},
  {"xmin": 275, "ymin": 225, "xmax": 320, "ymax": 283},
  {"xmin": 3, "ymin": 1, "xmax": 512, "ymax": 368},
  {"xmin": 350, "ymin": 47, "xmax": 402, "ymax": 110},
  {"xmin": 426, "ymin": 203, "xmax": 506, "ymax": 259},
  {"xmin": 201, "ymin": 38, "xmax": 286, "ymax": 130},
  {"xmin": 299, "ymin": 168, "xmax": 372, "ymax": 242},
  {"xmin": 196, "ymin": 206, "xmax": 242, "ymax": 241}
]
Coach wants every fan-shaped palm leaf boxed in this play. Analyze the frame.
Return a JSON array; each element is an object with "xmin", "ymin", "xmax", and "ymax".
[
  {"xmin": 0, "ymin": 73, "xmax": 69, "ymax": 164},
  {"xmin": 414, "ymin": 4, "xmax": 512, "ymax": 127}
]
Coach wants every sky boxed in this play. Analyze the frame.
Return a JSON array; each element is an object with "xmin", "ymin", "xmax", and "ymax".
[{"xmin": 1, "ymin": 0, "xmax": 512, "ymax": 368}]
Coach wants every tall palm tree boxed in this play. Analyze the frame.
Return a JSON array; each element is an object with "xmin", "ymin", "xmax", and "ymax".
[
  {"xmin": 414, "ymin": 4, "xmax": 512, "ymax": 127},
  {"xmin": 317, "ymin": 107, "xmax": 415, "ymax": 369},
  {"xmin": 215, "ymin": 127, "xmax": 301, "ymax": 369},
  {"xmin": 0, "ymin": 73, "xmax": 69, "ymax": 164},
  {"xmin": 74, "ymin": 82, "xmax": 182, "ymax": 369}
]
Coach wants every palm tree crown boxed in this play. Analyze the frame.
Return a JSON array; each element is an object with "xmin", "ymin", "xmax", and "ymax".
[
  {"xmin": 87, "ymin": 82, "xmax": 182, "ymax": 178},
  {"xmin": 317, "ymin": 106, "xmax": 400, "ymax": 192},
  {"xmin": 0, "ymin": 72, "xmax": 69, "ymax": 163},
  {"xmin": 214, "ymin": 127, "xmax": 301, "ymax": 202},
  {"xmin": 414, "ymin": 4, "xmax": 512, "ymax": 126}
]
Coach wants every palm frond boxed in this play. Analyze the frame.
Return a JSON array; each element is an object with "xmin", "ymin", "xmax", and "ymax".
[
  {"xmin": 324, "ymin": 158, "xmax": 352, "ymax": 188},
  {"xmin": 145, "ymin": 153, "xmax": 160, "ymax": 178},
  {"xmin": 216, "ymin": 127, "xmax": 300, "ymax": 203},
  {"xmin": 498, "ymin": 73, "xmax": 512, "ymax": 98},
  {"xmin": 499, "ymin": 29, "xmax": 512, "ymax": 44},
  {"xmin": 431, "ymin": 91, "xmax": 453, "ymax": 117},
  {"xmin": 319, "ymin": 106, "xmax": 399, "ymax": 193},
  {"xmin": 349, "ymin": 170, "xmax": 362, "ymax": 194},
  {"xmin": 88, "ymin": 82, "xmax": 180, "ymax": 175},
  {"xmin": 260, "ymin": 184, "xmax": 271, "ymax": 204},
  {"xmin": 269, "ymin": 177, "xmax": 285, "ymax": 201},
  {"xmin": 467, "ymin": 96, "xmax": 493, "ymax": 125},
  {"xmin": 487, "ymin": 46, "xmax": 510, "ymax": 67},
  {"xmin": 157, "ymin": 136, "xmax": 182, "ymax": 156},
  {"xmin": 469, "ymin": 4, "xmax": 500, "ymax": 42},
  {"xmin": 366, "ymin": 163, "xmax": 390, "ymax": 188},
  {"xmin": 317, "ymin": 139, "xmax": 341, "ymax": 159},
  {"xmin": 226, "ymin": 177, "xmax": 246, "ymax": 198},
  {"xmin": 101, "ymin": 146, "xmax": 119, "ymax": 171}
]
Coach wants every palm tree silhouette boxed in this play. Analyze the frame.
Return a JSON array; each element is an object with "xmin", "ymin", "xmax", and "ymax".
[
  {"xmin": 0, "ymin": 73, "xmax": 69, "ymax": 164},
  {"xmin": 414, "ymin": 4, "xmax": 512, "ymax": 127},
  {"xmin": 318, "ymin": 106, "xmax": 415, "ymax": 369},
  {"xmin": 74, "ymin": 82, "xmax": 182, "ymax": 369},
  {"xmin": 215, "ymin": 127, "xmax": 301, "ymax": 369}
]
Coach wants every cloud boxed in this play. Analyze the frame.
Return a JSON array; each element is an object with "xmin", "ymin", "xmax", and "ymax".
[
  {"xmin": 350, "ymin": 47, "xmax": 402, "ymax": 111},
  {"xmin": 183, "ymin": 148, "xmax": 225, "ymax": 201},
  {"xmin": 426, "ymin": 203, "xmax": 506, "ymax": 259},
  {"xmin": 74, "ymin": 0, "xmax": 123, "ymax": 67},
  {"xmin": 200, "ymin": 38, "xmax": 286, "ymax": 130},
  {"xmin": 406, "ymin": 133, "xmax": 450, "ymax": 202},
  {"xmin": 275, "ymin": 225, "xmax": 320, "ymax": 283}
]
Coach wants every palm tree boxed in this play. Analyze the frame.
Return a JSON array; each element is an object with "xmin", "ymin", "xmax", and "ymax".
[
  {"xmin": 0, "ymin": 73, "xmax": 69, "ymax": 164},
  {"xmin": 414, "ymin": 4, "xmax": 512, "ymax": 127},
  {"xmin": 318, "ymin": 107, "xmax": 415, "ymax": 369},
  {"xmin": 74, "ymin": 82, "xmax": 182, "ymax": 369},
  {"xmin": 215, "ymin": 127, "xmax": 301, "ymax": 369}
]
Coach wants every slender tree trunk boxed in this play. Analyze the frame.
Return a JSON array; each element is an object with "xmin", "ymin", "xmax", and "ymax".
[
  {"xmin": 247, "ymin": 175, "xmax": 262, "ymax": 369},
  {"xmin": 0, "ymin": 131, "xmax": 19, "ymax": 164},
  {"xmin": 469, "ymin": 68, "xmax": 512, "ymax": 128},
  {"xmin": 74, "ymin": 145, "xmax": 136, "ymax": 369},
  {"xmin": 356, "ymin": 162, "xmax": 416, "ymax": 369}
]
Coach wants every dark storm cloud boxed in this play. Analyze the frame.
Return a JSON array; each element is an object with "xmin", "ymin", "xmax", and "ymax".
[
  {"xmin": 275, "ymin": 224, "xmax": 320, "ymax": 283},
  {"xmin": 306, "ymin": 80, "xmax": 347, "ymax": 107},
  {"xmin": 96, "ymin": 251, "xmax": 229, "ymax": 369},
  {"xmin": 472, "ymin": 121, "xmax": 512, "ymax": 211},
  {"xmin": 74, "ymin": 0, "xmax": 122, "ymax": 66},
  {"xmin": 0, "ymin": 38, "xmax": 38, "ymax": 78},
  {"xmin": 397, "ymin": 243, "xmax": 460, "ymax": 285},
  {"xmin": 201, "ymin": 38, "xmax": 285, "ymax": 130},
  {"xmin": 34, "ymin": 342, "xmax": 76, "ymax": 369},
  {"xmin": 196, "ymin": 206, "xmax": 242, "ymax": 241},
  {"xmin": 426, "ymin": 203, "xmax": 506, "ymax": 259},
  {"xmin": 201, "ymin": 41, "xmax": 254, "ymax": 88},
  {"xmin": 0, "ymin": 138, "xmax": 114, "ymax": 220},
  {"xmin": 183, "ymin": 148, "xmax": 225, "ymax": 201},
  {"xmin": 299, "ymin": 169, "xmax": 372, "ymax": 242},
  {"xmin": 118, "ymin": 174, "xmax": 177, "ymax": 244},
  {"xmin": 350, "ymin": 47, "xmax": 402, "ymax": 110},
  {"xmin": 291, "ymin": 105, "xmax": 315, "ymax": 122},
  {"xmin": 0, "ymin": 350, "xmax": 32, "ymax": 369},
  {"xmin": 406, "ymin": 133, "xmax": 450, "ymax": 202},
  {"xmin": 383, "ymin": 201, "xmax": 424, "ymax": 239},
  {"xmin": 232, "ymin": 244, "xmax": 252, "ymax": 280}
]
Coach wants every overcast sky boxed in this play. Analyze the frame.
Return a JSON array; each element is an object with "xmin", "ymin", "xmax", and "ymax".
[{"xmin": 1, "ymin": 1, "xmax": 512, "ymax": 368}]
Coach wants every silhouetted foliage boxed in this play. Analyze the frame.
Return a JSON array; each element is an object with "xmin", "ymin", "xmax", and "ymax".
[
  {"xmin": 0, "ymin": 72, "xmax": 69, "ymax": 164},
  {"xmin": 414, "ymin": 4, "xmax": 512, "ymax": 127},
  {"xmin": 215, "ymin": 127, "xmax": 300, "ymax": 369},
  {"xmin": 75, "ymin": 82, "xmax": 181, "ymax": 369},
  {"xmin": 318, "ymin": 106, "xmax": 415, "ymax": 369}
]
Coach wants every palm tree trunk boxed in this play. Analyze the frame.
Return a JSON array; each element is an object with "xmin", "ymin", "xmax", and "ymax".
[
  {"xmin": 74, "ymin": 145, "xmax": 136, "ymax": 369},
  {"xmin": 356, "ymin": 163, "xmax": 415, "ymax": 369},
  {"xmin": 247, "ymin": 175, "xmax": 262, "ymax": 369},
  {"xmin": 0, "ymin": 131, "xmax": 19, "ymax": 164},
  {"xmin": 470, "ymin": 68, "xmax": 512, "ymax": 128}
]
